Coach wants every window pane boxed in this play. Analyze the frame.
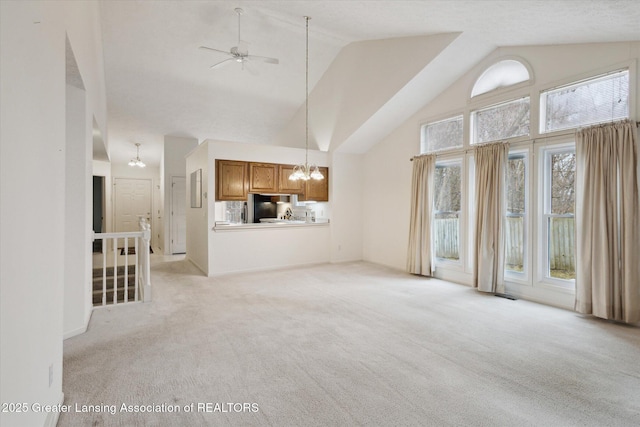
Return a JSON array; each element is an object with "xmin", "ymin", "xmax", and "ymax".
[
  {"xmin": 505, "ymin": 155, "xmax": 526, "ymax": 272},
  {"xmin": 543, "ymin": 70, "xmax": 629, "ymax": 132},
  {"xmin": 422, "ymin": 116, "xmax": 463, "ymax": 153},
  {"xmin": 473, "ymin": 98, "xmax": 530, "ymax": 144},
  {"xmin": 506, "ymin": 156, "xmax": 525, "ymax": 214},
  {"xmin": 548, "ymin": 217, "xmax": 576, "ymax": 280},
  {"xmin": 434, "ymin": 164, "xmax": 461, "ymax": 261},
  {"xmin": 550, "ymin": 152, "xmax": 575, "ymax": 215},
  {"xmin": 434, "ymin": 164, "xmax": 461, "ymax": 212}
]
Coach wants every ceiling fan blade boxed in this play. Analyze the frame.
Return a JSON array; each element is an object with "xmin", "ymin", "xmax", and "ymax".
[
  {"xmin": 210, "ymin": 58, "xmax": 234, "ymax": 69},
  {"xmin": 246, "ymin": 54, "xmax": 279, "ymax": 65},
  {"xmin": 243, "ymin": 60, "xmax": 259, "ymax": 76},
  {"xmin": 199, "ymin": 46, "xmax": 232, "ymax": 56}
]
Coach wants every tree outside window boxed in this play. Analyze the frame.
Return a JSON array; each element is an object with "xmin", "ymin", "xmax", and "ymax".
[{"xmin": 434, "ymin": 163, "xmax": 462, "ymax": 261}]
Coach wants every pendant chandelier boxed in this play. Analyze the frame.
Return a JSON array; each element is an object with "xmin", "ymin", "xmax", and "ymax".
[
  {"xmin": 128, "ymin": 143, "xmax": 146, "ymax": 168},
  {"xmin": 289, "ymin": 16, "xmax": 324, "ymax": 182}
]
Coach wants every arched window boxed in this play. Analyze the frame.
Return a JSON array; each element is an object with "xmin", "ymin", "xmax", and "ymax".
[{"xmin": 471, "ymin": 59, "xmax": 531, "ymax": 98}]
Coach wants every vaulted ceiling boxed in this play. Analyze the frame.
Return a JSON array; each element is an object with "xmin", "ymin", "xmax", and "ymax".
[{"xmin": 99, "ymin": 1, "xmax": 640, "ymax": 166}]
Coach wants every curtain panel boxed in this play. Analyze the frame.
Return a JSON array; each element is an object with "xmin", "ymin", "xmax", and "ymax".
[
  {"xmin": 473, "ymin": 142, "xmax": 509, "ymax": 293},
  {"xmin": 575, "ymin": 120, "xmax": 640, "ymax": 324},
  {"xmin": 407, "ymin": 154, "xmax": 436, "ymax": 276}
]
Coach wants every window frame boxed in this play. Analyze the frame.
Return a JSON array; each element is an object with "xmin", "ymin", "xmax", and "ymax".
[
  {"xmin": 433, "ymin": 157, "xmax": 465, "ymax": 268},
  {"xmin": 504, "ymin": 149, "xmax": 530, "ymax": 283},
  {"xmin": 470, "ymin": 96, "xmax": 531, "ymax": 145},
  {"xmin": 538, "ymin": 143, "xmax": 576, "ymax": 289},
  {"xmin": 539, "ymin": 68, "xmax": 630, "ymax": 135},
  {"xmin": 420, "ymin": 114, "xmax": 464, "ymax": 155}
]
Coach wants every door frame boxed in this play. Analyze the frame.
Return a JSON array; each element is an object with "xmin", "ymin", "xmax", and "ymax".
[
  {"xmin": 170, "ymin": 175, "xmax": 187, "ymax": 254},
  {"xmin": 112, "ymin": 177, "xmax": 153, "ymax": 244}
]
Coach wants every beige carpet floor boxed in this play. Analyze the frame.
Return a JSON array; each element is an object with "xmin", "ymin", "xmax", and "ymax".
[{"xmin": 59, "ymin": 260, "xmax": 640, "ymax": 427}]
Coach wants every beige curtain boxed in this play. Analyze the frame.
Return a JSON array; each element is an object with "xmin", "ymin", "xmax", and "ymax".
[
  {"xmin": 575, "ymin": 120, "xmax": 640, "ymax": 323},
  {"xmin": 407, "ymin": 154, "xmax": 436, "ymax": 276},
  {"xmin": 473, "ymin": 142, "xmax": 509, "ymax": 293}
]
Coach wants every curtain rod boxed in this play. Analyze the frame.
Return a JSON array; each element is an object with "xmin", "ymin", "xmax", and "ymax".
[{"xmin": 411, "ymin": 120, "xmax": 639, "ymax": 161}]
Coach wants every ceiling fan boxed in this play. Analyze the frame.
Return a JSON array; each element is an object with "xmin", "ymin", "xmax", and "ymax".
[{"xmin": 200, "ymin": 8, "xmax": 279, "ymax": 71}]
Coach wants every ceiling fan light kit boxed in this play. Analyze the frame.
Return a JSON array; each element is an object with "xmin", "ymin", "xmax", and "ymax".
[
  {"xmin": 289, "ymin": 16, "xmax": 324, "ymax": 182},
  {"xmin": 200, "ymin": 8, "xmax": 279, "ymax": 71}
]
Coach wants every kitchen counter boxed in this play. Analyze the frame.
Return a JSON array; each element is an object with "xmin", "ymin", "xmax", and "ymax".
[{"xmin": 213, "ymin": 219, "xmax": 329, "ymax": 232}]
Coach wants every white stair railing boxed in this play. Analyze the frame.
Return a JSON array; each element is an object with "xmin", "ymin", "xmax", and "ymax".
[{"xmin": 92, "ymin": 218, "xmax": 152, "ymax": 307}]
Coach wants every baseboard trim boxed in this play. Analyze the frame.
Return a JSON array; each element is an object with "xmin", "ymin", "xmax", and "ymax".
[
  {"xmin": 63, "ymin": 325, "xmax": 87, "ymax": 340},
  {"xmin": 186, "ymin": 256, "xmax": 207, "ymax": 275},
  {"xmin": 208, "ymin": 261, "xmax": 328, "ymax": 278},
  {"xmin": 43, "ymin": 392, "xmax": 64, "ymax": 427}
]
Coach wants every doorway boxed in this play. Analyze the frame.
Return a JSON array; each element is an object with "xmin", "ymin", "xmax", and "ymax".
[
  {"xmin": 170, "ymin": 176, "xmax": 187, "ymax": 254},
  {"xmin": 114, "ymin": 178, "xmax": 152, "ymax": 248},
  {"xmin": 92, "ymin": 176, "xmax": 105, "ymax": 252}
]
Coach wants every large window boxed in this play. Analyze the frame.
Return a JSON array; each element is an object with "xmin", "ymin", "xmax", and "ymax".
[
  {"xmin": 471, "ymin": 97, "xmax": 530, "ymax": 144},
  {"xmin": 434, "ymin": 161, "xmax": 462, "ymax": 261},
  {"xmin": 505, "ymin": 152, "xmax": 527, "ymax": 275},
  {"xmin": 420, "ymin": 59, "xmax": 633, "ymax": 299},
  {"xmin": 540, "ymin": 69, "xmax": 629, "ymax": 133},
  {"xmin": 543, "ymin": 147, "xmax": 576, "ymax": 283},
  {"xmin": 421, "ymin": 115, "xmax": 463, "ymax": 153}
]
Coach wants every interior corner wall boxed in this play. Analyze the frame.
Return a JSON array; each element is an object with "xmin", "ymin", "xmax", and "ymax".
[
  {"xmin": 1, "ymin": 2, "xmax": 108, "ymax": 426},
  {"xmin": 163, "ymin": 136, "xmax": 198, "ymax": 255},
  {"xmin": 2, "ymin": 3, "xmax": 62, "ymax": 426},
  {"xmin": 63, "ymin": 83, "xmax": 92, "ymax": 340},
  {"xmin": 330, "ymin": 152, "xmax": 364, "ymax": 262},
  {"xmin": 361, "ymin": 125, "xmax": 416, "ymax": 271},
  {"xmin": 185, "ymin": 143, "xmax": 211, "ymax": 274}
]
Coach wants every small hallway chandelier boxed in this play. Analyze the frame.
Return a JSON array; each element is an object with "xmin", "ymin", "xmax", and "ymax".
[
  {"xmin": 289, "ymin": 16, "xmax": 324, "ymax": 182},
  {"xmin": 128, "ymin": 143, "xmax": 146, "ymax": 168}
]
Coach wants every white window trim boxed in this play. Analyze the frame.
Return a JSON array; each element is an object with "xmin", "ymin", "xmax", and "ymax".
[
  {"xmin": 420, "ymin": 114, "xmax": 464, "ymax": 155},
  {"xmin": 470, "ymin": 96, "xmax": 532, "ymax": 145},
  {"xmin": 537, "ymin": 142, "xmax": 576, "ymax": 290},
  {"xmin": 537, "ymin": 60, "xmax": 636, "ymax": 138},
  {"xmin": 434, "ymin": 157, "xmax": 466, "ymax": 270},
  {"xmin": 468, "ymin": 55, "xmax": 535, "ymax": 101},
  {"xmin": 504, "ymin": 148, "xmax": 531, "ymax": 285},
  {"xmin": 539, "ymin": 68, "xmax": 630, "ymax": 135}
]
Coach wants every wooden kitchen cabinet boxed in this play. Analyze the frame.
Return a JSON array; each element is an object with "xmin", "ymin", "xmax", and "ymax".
[
  {"xmin": 216, "ymin": 160, "xmax": 248, "ymax": 201},
  {"xmin": 299, "ymin": 167, "xmax": 329, "ymax": 202},
  {"xmin": 278, "ymin": 164, "xmax": 304, "ymax": 194},
  {"xmin": 249, "ymin": 162, "xmax": 278, "ymax": 193}
]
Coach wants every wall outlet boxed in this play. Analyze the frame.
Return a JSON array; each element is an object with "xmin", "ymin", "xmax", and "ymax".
[{"xmin": 49, "ymin": 364, "xmax": 53, "ymax": 387}]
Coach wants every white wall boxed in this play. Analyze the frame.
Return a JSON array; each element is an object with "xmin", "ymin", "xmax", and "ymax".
[
  {"xmin": 63, "ymin": 83, "xmax": 92, "ymax": 340},
  {"xmin": 362, "ymin": 41, "xmax": 640, "ymax": 307},
  {"xmin": 163, "ymin": 136, "xmax": 198, "ymax": 254},
  {"xmin": 330, "ymin": 152, "xmax": 364, "ymax": 262},
  {"xmin": 185, "ymin": 142, "xmax": 210, "ymax": 274},
  {"xmin": 1, "ymin": 1, "xmax": 107, "ymax": 426}
]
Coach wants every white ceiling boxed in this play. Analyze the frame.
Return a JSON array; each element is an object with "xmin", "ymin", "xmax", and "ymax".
[{"xmin": 99, "ymin": 0, "xmax": 640, "ymax": 166}]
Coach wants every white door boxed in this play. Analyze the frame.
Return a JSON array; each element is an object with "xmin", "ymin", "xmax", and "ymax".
[
  {"xmin": 171, "ymin": 176, "xmax": 187, "ymax": 254},
  {"xmin": 114, "ymin": 178, "xmax": 152, "ymax": 243}
]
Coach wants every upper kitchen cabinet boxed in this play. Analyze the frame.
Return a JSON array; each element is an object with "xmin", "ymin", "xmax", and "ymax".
[
  {"xmin": 216, "ymin": 159, "xmax": 248, "ymax": 201},
  {"xmin": 299, "ymin": 167, "xmax": 329, "ymax": 202},
  {"xmin": 278, "ymin": 164, "xmax": 304, "ymax": 194},
  {"xmin": 249, "ymin": 162, "xmax": 278, "ymax": 193}
]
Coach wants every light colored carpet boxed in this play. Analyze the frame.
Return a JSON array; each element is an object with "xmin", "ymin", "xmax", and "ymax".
[{"xmin": 59, "ymin": 260, "xmax": 640, "ymax": 427}]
